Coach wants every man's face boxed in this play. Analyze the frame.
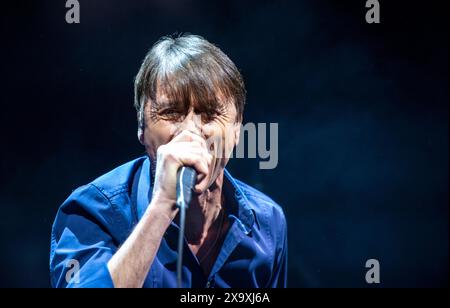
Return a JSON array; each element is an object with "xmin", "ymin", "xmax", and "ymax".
[{"xmin": 140, "ymin": 90, "xmax": 241, "ymax": 189}]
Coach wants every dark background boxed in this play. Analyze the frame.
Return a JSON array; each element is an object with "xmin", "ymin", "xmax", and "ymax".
[{"xmin": 0, "ymin": 0, "xmax": 448, "ymax": 287}]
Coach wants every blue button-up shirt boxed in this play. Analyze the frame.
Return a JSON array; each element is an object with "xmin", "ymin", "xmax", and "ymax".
[{"xmin": 50, "ymin": 156, "xmax": 287, "ymax": 288}]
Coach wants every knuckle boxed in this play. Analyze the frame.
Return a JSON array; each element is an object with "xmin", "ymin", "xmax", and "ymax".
[
  {"xmin": 166, "ymin": 151, "xmax": 176, "ymax": 160},
  {"xmin": 181, "ymin": 130, "xmax": 193, "ymax": 140},
  {"xmin": 158, "ymin": 144, "xmax": 177, "ymax": 161}
]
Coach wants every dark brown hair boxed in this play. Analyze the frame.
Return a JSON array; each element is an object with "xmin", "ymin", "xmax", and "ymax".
[{"xmin": 134, "ymin": 34, "xmax": 246, "ymax": 130}]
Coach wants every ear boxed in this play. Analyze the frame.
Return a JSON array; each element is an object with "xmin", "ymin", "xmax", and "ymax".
[
  {"xmin": 137, "ymin": 108, "xmax": 145, "ymax": 145},
  {"xmin": 137, "ymin": 127, "xmax": 145, "ymax": 145},
  {"xmin": 233, "ymin": 122, "xmax": 241, "ymax": 146}
]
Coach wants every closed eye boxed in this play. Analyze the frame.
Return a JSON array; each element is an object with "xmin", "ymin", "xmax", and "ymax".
[
  {"xmin": 157, "ymin": 108, "xmax": 186, "ymax": 121},
  {"xmin": 160, "ymin": 108, "xmax": 179, "ymax": 115},
  {"xmin": 198, "ymin": 105, "xmax": 227, "ymax": 122}
]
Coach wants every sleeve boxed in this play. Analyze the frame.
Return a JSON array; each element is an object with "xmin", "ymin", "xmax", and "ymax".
[
  {"xmin": 267, "ymin": 207, "xmax": 288, "ymax": 288},
  {"xmin": 50, "ymin": 184, "xmax": 119, "ymax": 288}
]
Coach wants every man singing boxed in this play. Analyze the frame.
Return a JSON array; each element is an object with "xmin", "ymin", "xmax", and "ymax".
[{"xmin": 50, "ymin": 34, "xmax": 287, "ymax": 288}]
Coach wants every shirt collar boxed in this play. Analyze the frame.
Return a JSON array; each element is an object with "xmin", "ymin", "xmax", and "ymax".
[{"xmin": 222, "ymin": 169, "xmax": 256, "ymax": 233}]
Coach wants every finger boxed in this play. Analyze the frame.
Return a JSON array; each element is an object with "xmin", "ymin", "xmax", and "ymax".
[
  {"xmin": 172, "ymin": 150, "xmax": 209, "ymax": 177},
  {"xmin": 171, "ymin": 130, "xmax": 207, "ymax": 149},
  {"xmin": 194, "ymin": 174, "xmax": 211, "ymax": 193},
  {"xmin": 166, "ymin": 141, "xmax": 212, "ymax": 166},
  {"xmin": 165, "ymin": 141, "xmax": 208, "ymax": 160}
]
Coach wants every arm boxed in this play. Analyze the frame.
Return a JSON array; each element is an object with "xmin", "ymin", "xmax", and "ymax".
[{"xmin": 106, "ymin": 195, "xmax": 176, "ymax": 288}]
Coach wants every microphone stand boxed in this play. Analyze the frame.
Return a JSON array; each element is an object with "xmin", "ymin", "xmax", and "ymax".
[{"xmin": 176, "ymin": 167, "xmax": 197, "ymax": 288}]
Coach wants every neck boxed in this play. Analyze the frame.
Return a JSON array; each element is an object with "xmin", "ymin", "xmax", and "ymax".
[{"xmin": 184, "ymin": 172, "xmax": 225, "ymax": 244}]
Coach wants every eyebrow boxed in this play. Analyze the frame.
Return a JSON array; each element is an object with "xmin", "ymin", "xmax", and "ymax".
[
  {"xmin": 152, "ymin": 97, "xmax": 186, "ymax": 109},
  {"xmin": 154, "ymin": 94, "xmax": 227, "ymax": 111}
]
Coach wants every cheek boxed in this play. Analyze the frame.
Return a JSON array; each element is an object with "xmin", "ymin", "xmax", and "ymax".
[
  {"xmin": 202, "ymin": 122, "xmax": 237, "ymax": 159},
  {"xmin": 143, "ymin": 121, "xmax": 177, "ymax": 157}
]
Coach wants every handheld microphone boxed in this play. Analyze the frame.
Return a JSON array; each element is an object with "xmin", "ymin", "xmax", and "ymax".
[
  {"xmin": 176, "ymin": 166, "xmax": 197, "ymax": 288},
  {"xmin": 176, "ymin": 166, "xmax": 197, "ymax": 209}
]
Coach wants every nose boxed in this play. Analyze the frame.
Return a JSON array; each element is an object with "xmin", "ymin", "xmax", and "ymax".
[{"xmin": 181, "ymin": 109, "xmax": 203, "ymax": 136}]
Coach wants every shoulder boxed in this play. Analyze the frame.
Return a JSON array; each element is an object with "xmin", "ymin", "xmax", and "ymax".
[
  {"xmin": 89, "ymin": 156, "xmax": 146, "ymax": 199},
  {"xmin": 53, "ymin": 156, "xmax": 146, "ymax": 241},
  {"xmin": 235, "ymin": 178, "xmax": 285, "ymax": 219},
  {"xmin": 59, "ymin": 156, "xmax": 146, "ymax": 215}
]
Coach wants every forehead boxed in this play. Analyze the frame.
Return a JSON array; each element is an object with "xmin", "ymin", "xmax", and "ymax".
[{"xmin": 152, "ymin": 81, "xmax": 235, "ymax": 111}]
